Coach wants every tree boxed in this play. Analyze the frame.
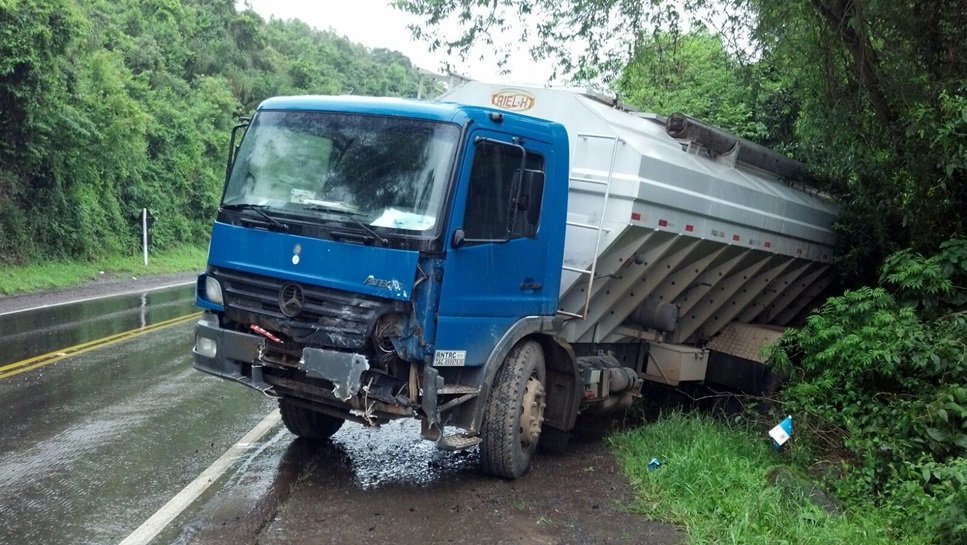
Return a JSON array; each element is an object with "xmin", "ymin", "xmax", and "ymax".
[
  {"xmin": 0, "ymin": 0, "xmax": 431, "ymax": 265},
  {"xmin": 617, "ymin": 27, "xmax": 768, "ymax": 141},
  {"xmin": 747, "ymin": 0, "xmax": 967, "ymax": 281},
  {"xmin": 393, "ymin": 0, "xmax": 717, "ymax": 81},
  {"xmin": 0, "ymin": 0, "xmax": 79, "ymax": 263}
]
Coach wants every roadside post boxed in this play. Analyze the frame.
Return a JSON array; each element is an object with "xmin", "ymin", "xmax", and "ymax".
[{"xmin": 142, "ymin": 208, "xmax": 155, "ymax": 266}]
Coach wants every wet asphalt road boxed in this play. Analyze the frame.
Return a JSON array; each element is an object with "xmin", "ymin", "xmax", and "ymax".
[
  {"xmin": 0, "ymin": 281, "xmax": 680, "ymax": 545},
  {"xmin": 0, "ymin": 284, "xmax": 274, "ymax": 545}
]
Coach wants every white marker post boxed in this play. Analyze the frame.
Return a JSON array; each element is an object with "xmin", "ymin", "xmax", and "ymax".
[{"xmin": 141, "ymin": 208, "xmax": 149, "ymax": 266}]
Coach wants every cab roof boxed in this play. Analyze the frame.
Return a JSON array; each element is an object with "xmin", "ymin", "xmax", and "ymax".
[
  {"xmin": 256, "ymin": 94, "xmax": 567, "ymax": 143},
  {"xmin": 258, "ymin": 95, "xmax": 472, "ymax": 125}
]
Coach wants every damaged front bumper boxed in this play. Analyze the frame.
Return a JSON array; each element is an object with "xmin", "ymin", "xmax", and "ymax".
[
  {"xmin": 192, "ymin": 312, "xmax": 270, "ymax": 390},
  {"xmin": 192, "ymin": 312, "xmax": 379, "ymax": 405},
  {"xmin": 300, "ymin": 348, "xmax": 369, "ymax": 401}
]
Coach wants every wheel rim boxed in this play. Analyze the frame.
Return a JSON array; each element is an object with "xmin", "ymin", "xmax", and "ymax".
[{"xmin": 519, "ymin": 374, "xmax": 546, "ymax": 449}]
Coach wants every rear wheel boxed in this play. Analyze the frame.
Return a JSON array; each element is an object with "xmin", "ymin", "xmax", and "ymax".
[
  {"xmin": 279, "ymin": 397, "xmax": 344, "ymax": 440},
  {"xmin": 480, "ymin": 340, "xmax": 546, "ymax": 479}
]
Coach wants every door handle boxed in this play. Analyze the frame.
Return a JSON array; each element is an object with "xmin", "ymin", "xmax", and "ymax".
[{"xmin": 520, "ymin": 282, "xmax": 542, "ymax": 290}]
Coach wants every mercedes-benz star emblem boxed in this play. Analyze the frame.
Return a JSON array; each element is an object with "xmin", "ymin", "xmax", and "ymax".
[{"xmin": 279, "ymin": 283, "xmax": 305, "ymax": 317}]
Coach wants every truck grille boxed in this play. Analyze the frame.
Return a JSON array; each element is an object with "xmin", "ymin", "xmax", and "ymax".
[{"xmin": 212, "ymin": 267, "xmax": 408, "ymax": 350}]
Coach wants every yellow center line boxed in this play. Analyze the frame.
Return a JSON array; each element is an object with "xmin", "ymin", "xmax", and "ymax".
[{"xmin": 0, "ymin": 313, "xmax": 201, "ymax": 380}]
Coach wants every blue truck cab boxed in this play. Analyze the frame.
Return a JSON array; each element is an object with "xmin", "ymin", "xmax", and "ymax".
[{"xmin": 193, "ymin": 95, "xmax": 579, "ymax": 478}]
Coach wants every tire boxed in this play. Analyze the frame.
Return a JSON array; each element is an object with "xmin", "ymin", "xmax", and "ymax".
[
  {"xmin": 480, "ymin": 340, "xmax": 547, "ymax": 479},
  {"xmin": 279, "ymin": 397, "xmax": 344, "ymax": 440}
]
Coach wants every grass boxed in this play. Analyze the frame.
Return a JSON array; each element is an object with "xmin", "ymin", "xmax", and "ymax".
[
  {"xmin": 609, "ymin": 412, "xmax": 933, "ymax": 545},
  {"xmin": 0, "ymin": 245, "xmax": 208, "ymax": 295}
]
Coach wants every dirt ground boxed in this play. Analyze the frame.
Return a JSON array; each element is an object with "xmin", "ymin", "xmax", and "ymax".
[
  {"xmin": 1, "ymin": 273, "xmax": 683, "ymax": 545},
  {"xmin": 257, "ymin": 428, "xmax": 682, "ymax": 545},
  {"xmin": 182, "ymin": 420, "xmax": 683, "ymax": 545}
]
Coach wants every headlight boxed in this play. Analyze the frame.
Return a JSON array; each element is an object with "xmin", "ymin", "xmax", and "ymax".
[
  {"xmin": 195, "ymin": 336, "xmax": 217, "ymax": 358},
  {"xmin": 205, "ymin": 276, "xmax": 224, "ymax": 305}
]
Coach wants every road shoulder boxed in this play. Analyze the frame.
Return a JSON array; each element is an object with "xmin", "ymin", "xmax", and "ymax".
[{"xmin": 0, "ymin": 272, "xmax": 198, "ymax": 315}]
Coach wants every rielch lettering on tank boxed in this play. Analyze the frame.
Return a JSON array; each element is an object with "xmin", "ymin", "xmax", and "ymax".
[{"xmin": 490, "ymin": 89, "xmax": 536, "ymax": 112}]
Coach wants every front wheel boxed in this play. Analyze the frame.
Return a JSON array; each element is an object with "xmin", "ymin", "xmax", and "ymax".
[
  {"xmin": 279, "ymin": 397, "xmax": 344, "ymax": 440},
  {"xmin": 480, "ymin": 340, "xmax": 546, "ymax": 479}
]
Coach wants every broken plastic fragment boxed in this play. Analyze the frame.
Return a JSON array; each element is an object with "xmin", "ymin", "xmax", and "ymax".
[{"xmin": 300, "ymin": 348, "xmax": 369, "ymax": 401}]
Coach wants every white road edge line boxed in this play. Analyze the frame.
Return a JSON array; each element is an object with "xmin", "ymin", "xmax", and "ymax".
[
  {"xmin": 117, "ymin": 409, "xmax": 282, "ymax": 545},
  {"xmin": 0, "ymin": 281, "xmax": 196, "ymax": 317}
]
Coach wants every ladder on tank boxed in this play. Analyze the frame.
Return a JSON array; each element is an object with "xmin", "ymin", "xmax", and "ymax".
[{"xmin": 558, "ymin": 134, "xmax": 621, "ymax": 320}]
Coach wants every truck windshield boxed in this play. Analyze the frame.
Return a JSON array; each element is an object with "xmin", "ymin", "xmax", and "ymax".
[{"xmin": 223, "ymin": 110, "xmax": 460, "ymax": 234}]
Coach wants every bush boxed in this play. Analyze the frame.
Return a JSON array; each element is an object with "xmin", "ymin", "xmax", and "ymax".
[{"xmin": 772, "ymin": 238, "xmax": 967, "ymax": 543}]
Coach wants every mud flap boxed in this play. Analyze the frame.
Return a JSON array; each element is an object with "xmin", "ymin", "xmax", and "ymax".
[
  {"xmin": 300, "ymin": 348, "xmax": 369, "ymax": 401},
  {"xmin": 421, "ymin": 366, "xmax": 444, "ymax": 426}
]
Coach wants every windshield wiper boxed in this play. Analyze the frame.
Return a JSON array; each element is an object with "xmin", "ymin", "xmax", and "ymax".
[
  {"xmin": 222, "ymin": 203, "xmax": 289, "ymax": 232},
  {"xmin": 307, "ymin": 205, "xmax": 388, "ymax": 246}
]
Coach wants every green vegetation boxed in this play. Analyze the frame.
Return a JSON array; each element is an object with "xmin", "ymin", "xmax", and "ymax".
[
  {"xmin": 0, "ymin": 0, "xmax": 431, "ymax": 268},
  {"xmin": 610, "ymin": 413, "xmax": 932, "ymax": 545},
  {"xmin": 0, "ymin": 244, "xmax": 207, "ymax": 295},
  {"xmin": 607, "ymin": 240, "xmax": 966, "ymax": 544},
  {"xmin": 612, "ymin": 238, "xmax": 967, "ymax": 544},
  {"xmin": 616, "ymin": 28, "xmax": 773, "ymax": 145},
  {"xmin": 770, "ymin": 239, "xmax": 967, "ymax": 543}
]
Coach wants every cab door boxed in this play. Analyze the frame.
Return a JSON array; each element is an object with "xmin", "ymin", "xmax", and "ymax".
[{"xmin": 434, "ymin": 130, "xmax": 555, "ymax": 368}]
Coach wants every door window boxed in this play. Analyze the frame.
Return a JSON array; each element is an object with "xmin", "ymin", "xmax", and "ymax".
[{"xmin": 462, "ymin": 139, "xmax": 545, "ymax": 243}]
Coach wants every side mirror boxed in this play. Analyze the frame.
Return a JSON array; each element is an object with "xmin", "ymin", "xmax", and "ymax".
[
  {"xmin": 451, "ymin": 228, "xmax": 466, "ymax": 249},
  {"xmin": 226, "ymin": 118, "xmax": 251, "ymax": 183},
  {"xmin": 509, "ymin": 169, "xmax": 545, "ymax": 237},
  {"xmin": 520, "ymin": 170, "xmax": 544, "ymax": 226}
]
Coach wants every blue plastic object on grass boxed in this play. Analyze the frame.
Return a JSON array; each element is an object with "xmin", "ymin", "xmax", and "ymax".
[{"xmin": 769, "ymin": 415, "xmax": 793, "ymax": 449}]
